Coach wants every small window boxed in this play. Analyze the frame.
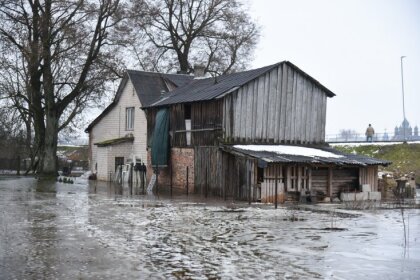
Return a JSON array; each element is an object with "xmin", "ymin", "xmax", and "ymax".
[
  {"xmin": 126, "ymin": 107, "xmax": 134, "ymax": 130},
  {"xmin": 184, "ymin": 104, "xmax": 191, "ymax": 120},
  {"xmin": 257, "ymin": 167, "xmax": 264, "ymax": 183}
]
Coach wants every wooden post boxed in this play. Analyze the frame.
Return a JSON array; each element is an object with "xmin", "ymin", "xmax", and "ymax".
[
  {"xmin": 141, "ymin": 169, "xmax": 145, "ymax": 194},
  {"xmin": 16, "ymin": 156, "xmax": 20, "ymax": 176},
  {"xmin": 186, "ymin": 166, "xmax": 189, "ymax": 196},
  {"xmin": 170, "ymin": 163, "xmax": 173, "ymax": 196},
  {"xmin": 328, "ymin": 166, "xmax": 333, "ymax": 199},
  {"xmin": 119, "ymin": 165, "xmax": 122, "ymax": 184},
  {"xmin": 248, "ymin": 171, "xmax": 251, "ymax": 205},
  {"xmin": 156, "ymin": 165, "xmax": 159, "ymax": 194},
  {"xmin": 275, "ymin": 172, "xmax": 278, "ymax": 209},
  {"xmin": 205, "ymin": 167, "xmax": 208, "ymax": 198},
  {"xmin": 130, "ymin": 163, "xmax": 134, "ymax": 186}
]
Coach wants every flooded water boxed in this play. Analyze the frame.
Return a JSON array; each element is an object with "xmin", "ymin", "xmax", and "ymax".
[{"xmin": 0, "ymin": 176, "xmax": 419, "ymax": 279}]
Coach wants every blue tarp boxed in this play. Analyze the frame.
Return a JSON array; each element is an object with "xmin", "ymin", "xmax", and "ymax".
[{"xmin": 151, "ymin": 108, "xmax": 170, "ymax": 166}]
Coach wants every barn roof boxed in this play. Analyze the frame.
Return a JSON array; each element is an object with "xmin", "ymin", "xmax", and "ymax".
[
  {"xmin": 145, "ymin": 61, "xmax": 335, "ymax": 108},
  {"xmin": 223, "ymin": 145, "xmax": 391, "ymax": 167},
  {"xmin": 85, "ymin": 70, "xmax": 192, "ymax": 132}
]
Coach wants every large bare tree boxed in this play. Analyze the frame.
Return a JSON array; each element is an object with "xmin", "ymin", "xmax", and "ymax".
[
  {"xmin": 129, "ymin": 0, "xmax": 259, "ymax": 75},
  {"xmin": 0, "ymin": 0, "xmax": 126, "ymax": 177}
]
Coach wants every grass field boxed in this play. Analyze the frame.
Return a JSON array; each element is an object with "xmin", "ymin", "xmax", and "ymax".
[{"xmin": 333, "ymin": 143, "xmax": 420, "ymax": 185}]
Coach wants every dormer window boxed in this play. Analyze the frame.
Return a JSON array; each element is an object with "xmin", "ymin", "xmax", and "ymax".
[{"xmin": 126, "ymin": 107, "xmax": 134, "ymax": 130}]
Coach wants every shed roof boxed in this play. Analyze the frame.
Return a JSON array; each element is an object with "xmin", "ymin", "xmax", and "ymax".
[
  {"xmin": 146, "ymin": 61, "xmax": 335, "ymax": 108},
  {"xmin": 223, "ymin": 145, "xmax": 391, "ymax": 167},
  {"xmin": 85, "ymin": 70, "xmax": 193, "ymax": 132}
]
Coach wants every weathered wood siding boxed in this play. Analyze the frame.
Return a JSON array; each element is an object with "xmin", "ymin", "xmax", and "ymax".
[
  {"xmin": 191, "ymin": 100, "xmax": 223, "ymax": 146},
  {"xmin": 311, "ymin": 167, "xmax": 329, "ymax": 195},
  {"xmin": 223, "ymin": 63, "xmax": 328, "ymax": 144},
  {"xmin": 147, "ymin": 101, "xmax": 223, "ymax": 148},
  {"xmin": 332, "ymin": 168, "xmax": 359, "ymax": 196},
  {"xmin": 261, "ymin": 164, "xmax": 284, "ymax": 203},
  {"xmin": 194, "ymin": 147, "xmax": 256, "ymax": 200},
  {"xmin": 359, "ymin": 166, "xmax": 378, "ymax": 191}
]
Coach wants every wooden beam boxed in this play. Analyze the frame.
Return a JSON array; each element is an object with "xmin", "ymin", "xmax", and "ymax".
[{"xmin": 328, "ymin": 166, "xmax": 333, "ymax": 198}]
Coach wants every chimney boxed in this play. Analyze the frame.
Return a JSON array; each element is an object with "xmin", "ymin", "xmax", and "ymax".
[{"xmin": 193, "ymin": 64, "xmax": 206, "ymax": 78}]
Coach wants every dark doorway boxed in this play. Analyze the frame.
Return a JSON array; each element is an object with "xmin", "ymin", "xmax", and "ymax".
[{"xmin": 115, "ymin": 157, "xmax": 124, "ymax": 171}]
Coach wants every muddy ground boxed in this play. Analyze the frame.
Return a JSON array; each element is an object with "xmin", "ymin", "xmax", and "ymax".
[{"xmin": 0, "ymin": 176, "xmax": 419, "ymax": 279}]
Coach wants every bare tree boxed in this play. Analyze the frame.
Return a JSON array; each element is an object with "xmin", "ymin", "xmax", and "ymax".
[
  {"xmin": 0, "ymin": 0, "xmax": 127, "ymax": 177},
  {"xmin": 129, "ymin": 0, "xmax": 259, "ymax": 75},
  {"xmin": 339, "ymin": 129, "xmax": 357, "ymax": 141}
]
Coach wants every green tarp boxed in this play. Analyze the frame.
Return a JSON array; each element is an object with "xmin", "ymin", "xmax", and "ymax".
[{"xmin": 151, "ymin": 108, "xmax": 170, "ymax": 167}]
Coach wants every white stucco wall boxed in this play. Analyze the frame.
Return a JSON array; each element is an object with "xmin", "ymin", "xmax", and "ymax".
[{"xmin": 89, "ymin": 79, "xmax": 148, "ymax": 181}]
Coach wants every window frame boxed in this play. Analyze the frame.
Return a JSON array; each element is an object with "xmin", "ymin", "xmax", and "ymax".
[{"xmin": 126, "ymin": 107, "xmax": 135, "ymax": 131}]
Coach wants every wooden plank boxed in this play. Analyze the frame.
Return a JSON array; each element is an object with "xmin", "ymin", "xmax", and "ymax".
[
  {"xmin": 262, "ymin": 73, "xmax": 269, "ymax": 141},
  {"xmin": 285, "ymin": 66, "xmax": 294, "ymax": 142},
  {"xmin": 328, "ymin": 166, "xmax": 333, "ymax": 198},
  {"xmin": 274, "ymin": 65, "xmax": 282, "ymax": 143},
  {"xmin": 256, "ymin": 76, "xmax": 265, "ymax": 140},
  {"xmin": 296, "ymin": 73, "xmax": 304, "ymax": 143},
  {"xmin": 240, "ymin": 86, "xmax": 247, "ymax": 139},
  {"xmin": 308, "ymin": 83, "xmax": 316, "ymax": 143},
  {"xmin": 245, "ymin": 83, "xmax": 252, "ymax": 141},
  {"xmin": 280, "ymin": 63, "xmax": 288, "ymax": 141},
  {"xmin": 290, "ymin": 71, "xmax": 300, "ymax": 143},
  {"xmin": 268, "ymin": 68, "xmax": 277, "ymax": 141},
  {"xmin": 321, "ymin": 95, "xmax": 327, "ymax": 142}
]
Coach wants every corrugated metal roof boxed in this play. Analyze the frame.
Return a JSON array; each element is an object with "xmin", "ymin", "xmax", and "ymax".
[
  {"xmin": 146, "ymin": 61, "xmax": 335, "ymax": 108},
  {"xmin": 223, "ymin": 145, "xmax": 391, "ymax": 167}
]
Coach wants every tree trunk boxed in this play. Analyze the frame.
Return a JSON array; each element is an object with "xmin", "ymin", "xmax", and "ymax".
[{"xmin": 38, "ymin": 110, "xmax": 58, "ymax": 177}]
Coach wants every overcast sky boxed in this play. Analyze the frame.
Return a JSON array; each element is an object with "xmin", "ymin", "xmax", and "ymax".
[{"xmin": 246, "ymin": 0, "xmax": 420, "ymax": 136}]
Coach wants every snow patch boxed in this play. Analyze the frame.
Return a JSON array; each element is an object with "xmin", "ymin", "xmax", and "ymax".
[
  {"xmin": 330, "ymin": 141, "xmax": 420, "ymax": 147},
  {"xmin": 233, "ymin": 145, "xmax": 343, "ymax": 158}
]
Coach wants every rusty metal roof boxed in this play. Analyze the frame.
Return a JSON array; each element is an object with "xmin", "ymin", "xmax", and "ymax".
[
  {"xmin": 146, "ymin": 61, "xmax": 335, "ymax": 108},
  {"xmin": 223, "ymin": 145, "xmax": 391, "ymax": 167}
]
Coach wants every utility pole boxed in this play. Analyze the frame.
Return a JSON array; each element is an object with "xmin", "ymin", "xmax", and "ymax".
[{"xmin": 400, "ymin": 56, "xmax": 407, "ymax": 142}]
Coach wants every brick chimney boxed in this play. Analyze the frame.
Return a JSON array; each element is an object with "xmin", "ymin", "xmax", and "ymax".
[{"xmin": 193, "ymin": 64, "xmax": 206, "ymax": 78}]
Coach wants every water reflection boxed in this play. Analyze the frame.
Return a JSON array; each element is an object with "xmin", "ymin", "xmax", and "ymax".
[{"xmin": 0, "ymin": 177, "xmax": 419, "ymax": 279}]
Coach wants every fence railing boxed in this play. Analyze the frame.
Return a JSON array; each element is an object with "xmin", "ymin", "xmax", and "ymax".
[{"xmin": 325, "ymin": 132, "xmax": 420, "ymax": 143}]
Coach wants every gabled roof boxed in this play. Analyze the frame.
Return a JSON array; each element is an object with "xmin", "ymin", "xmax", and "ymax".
[
  {"xmin": 145, "ymin": 61, "xmax": 335, "ymax": 108},
  {"xmin": 127, "ymin": 70, "xmax": 193, "ymax": 106},
  {"xmin": 85, "ymin": 70, "xmax": 193, "ymax": 132},
  {"xmin": 223, "ymin": 145, "xmax": 391, "ymax": 167}
]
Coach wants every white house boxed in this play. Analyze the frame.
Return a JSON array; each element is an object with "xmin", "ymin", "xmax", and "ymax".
[{"xmin": 85, "ymin": 70, "xmax": 192, "ymax": 181}]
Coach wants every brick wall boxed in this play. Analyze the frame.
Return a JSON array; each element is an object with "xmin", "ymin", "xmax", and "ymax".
[{"xmin": 146, "ymin": 148, "xmax": 195, "ymax": 191}]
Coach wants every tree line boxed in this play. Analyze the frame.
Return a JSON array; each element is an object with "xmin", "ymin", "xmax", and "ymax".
[{"xmin": 0, "ymin": 0, "xmax": 259, "ymax": 177}]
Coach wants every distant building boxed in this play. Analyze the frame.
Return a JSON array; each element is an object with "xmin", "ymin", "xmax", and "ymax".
[{"xmin": 393, "ymin": 119, "xmax": 420, "ymax": 141}]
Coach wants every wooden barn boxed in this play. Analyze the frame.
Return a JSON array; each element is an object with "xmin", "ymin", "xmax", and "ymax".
[{"xmin": 143, "ymin": 61, "xmax": 390, "ymax": 202}]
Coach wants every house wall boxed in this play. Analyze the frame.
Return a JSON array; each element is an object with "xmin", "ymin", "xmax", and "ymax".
[
  {"xmin": 95, "ymin": 142, "xmax": 133, "ymax": 181},
  {"xmin": 223, "ymin": 63, "xmax": 328, "ymax": 144},
  {"xmin": 89, "ymin": 79, "xmax": 148, "ymax": 180}
]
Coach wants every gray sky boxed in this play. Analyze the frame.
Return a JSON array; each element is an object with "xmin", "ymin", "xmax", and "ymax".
[{"xmin": 246, "ymin": 0, "xmax": 420, "ymax": 136}]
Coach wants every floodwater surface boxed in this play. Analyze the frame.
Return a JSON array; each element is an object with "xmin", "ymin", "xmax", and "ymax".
[{"xmin": 0, "ymin": 177, "xmax": 419, "ymax": 279}]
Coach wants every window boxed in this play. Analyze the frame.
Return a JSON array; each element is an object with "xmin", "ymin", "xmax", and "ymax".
[
  {"xmin": 126, "ymin": 107, "xmax": 134, "ymax": 130},
  {"xmin": 184, "ymin": 104, "xmax": 191, "ymax": 145}
]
